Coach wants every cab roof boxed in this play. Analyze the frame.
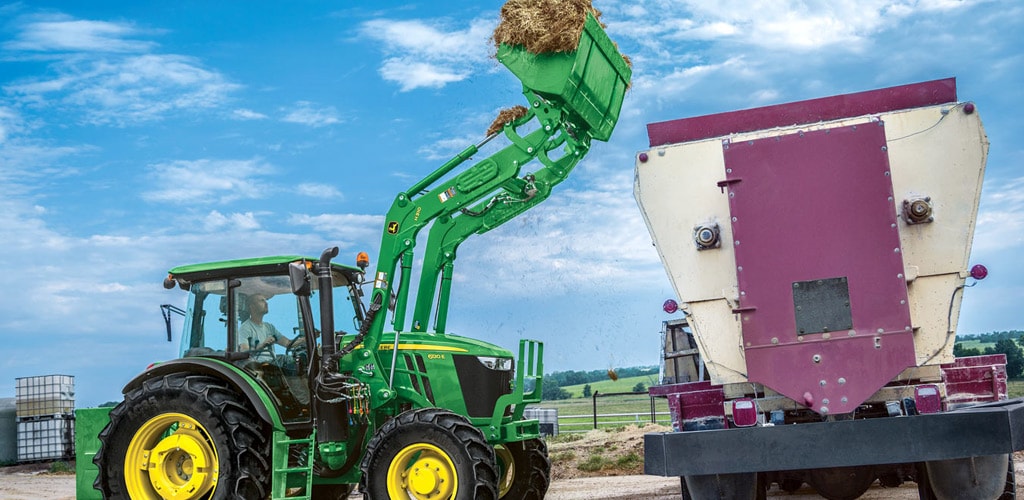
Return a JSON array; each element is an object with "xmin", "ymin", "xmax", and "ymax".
[{"xmin": 168, "ymin": 255, "xmax": 362, "ymax": 284}]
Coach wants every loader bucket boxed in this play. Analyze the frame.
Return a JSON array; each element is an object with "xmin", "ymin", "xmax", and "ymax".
[{"xmin": 496, "ymin": 13, "xmax": 631, "ymax": 141}]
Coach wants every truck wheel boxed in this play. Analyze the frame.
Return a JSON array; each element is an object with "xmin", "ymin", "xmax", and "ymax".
[
  {"xmin": 360, "ymin": 408, "xmax": 498, "ymax": 500},
  {"xmin": 807, "ymin": 466, "xmax": 875, "ymax": 500},
  {"xmin": 94, "ymin": 373, "xmax": 271, "ymax": 499},
  {"xmin": 495, "ymin": 438, "xmax": 550, "ymax": 499}
]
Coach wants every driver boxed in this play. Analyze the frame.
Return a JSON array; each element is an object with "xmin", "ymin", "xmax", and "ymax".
[{"xmin": 239, "ymin": 294, "xmax": 302, "ymax": 362}]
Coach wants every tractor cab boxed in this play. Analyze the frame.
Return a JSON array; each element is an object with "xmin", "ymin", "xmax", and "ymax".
[{"xmin": 166, "ymin": 255, "xmax": 366, "ymax": 423}]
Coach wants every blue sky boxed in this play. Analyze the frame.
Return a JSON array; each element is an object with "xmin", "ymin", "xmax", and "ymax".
[{"xmin": 1, "ymin": 0, "xmax": 1021, "ymax": 407}]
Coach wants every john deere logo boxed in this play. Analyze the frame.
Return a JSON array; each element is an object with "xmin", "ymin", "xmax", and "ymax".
[{"xmin": 387, "ymin": 221, "xmax": 399, "ymax": 234}]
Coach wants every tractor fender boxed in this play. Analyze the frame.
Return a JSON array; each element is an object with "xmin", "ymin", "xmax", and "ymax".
[{"xmin": 121, "ymin": 357, "xmax": 279, "ymax": 426}]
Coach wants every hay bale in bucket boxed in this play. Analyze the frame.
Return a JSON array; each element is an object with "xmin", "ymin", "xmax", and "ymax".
[
  {"xmin": 486, "ymin": 0, "xmax": 630, "ymax": 135},
  {"xmin": 491, "ymin": 0, "xmax": 602, "ymax": 54}
]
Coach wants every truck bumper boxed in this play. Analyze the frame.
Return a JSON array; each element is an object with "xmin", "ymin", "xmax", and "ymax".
[{"xmin": 645, "ymin": 397, "xmax": 1024, "ymax": 476}]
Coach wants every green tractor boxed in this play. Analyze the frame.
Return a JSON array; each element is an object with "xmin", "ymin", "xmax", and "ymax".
[{"xmin": 75, "ymin": 12, "xmax": 630, "ymax": 500}]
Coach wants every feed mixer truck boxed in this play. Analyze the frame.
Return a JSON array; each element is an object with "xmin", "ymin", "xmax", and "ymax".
[
  {"xmin": 635, "ymin": 78, "xmax": 1024, "ymax": 499},
  {"xmin": 73, "ymin": 10, "xmax": 631, "ymax": 500}
]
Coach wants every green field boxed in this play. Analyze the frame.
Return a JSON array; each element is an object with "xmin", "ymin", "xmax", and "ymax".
[
  {"xmin": 559, "ymin": 374, "xmax": 661, "ymax": 398},
  {"xmin": 956, "ymin": 339, "xmax": 996, "ymax": 351}
]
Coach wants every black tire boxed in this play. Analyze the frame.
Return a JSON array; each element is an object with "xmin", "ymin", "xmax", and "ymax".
[
  {"xmin": 360, "ymin": 408, "xmax": 498, "ymax": 500},
  {"xmin": 998, "ymin": 454, "xmax": 1016, "ymax": 500},
  {"xmin": 496, "ymin": 438, "xmax": 550, "ymax": 499},
  {"xmin": 312, "ymin": 482, "xmax": 356, "ymax": 499},
  {"xmin": 94, "ymin": 373, "xmax": 271, "ymax": 499},
  {"xmin": 916, "ymin": 462, "xmax": 937, "ymax": 500}
]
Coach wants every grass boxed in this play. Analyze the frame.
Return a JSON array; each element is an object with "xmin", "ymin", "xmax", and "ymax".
[
  {"xmin": 536, "ymin": 393, "xmax": 672, "ymax": 432},
  {"xmin": 48, "ymin": 461, "xmax": 73, "ymax": 474},
  {"xmin": 955, "ymin": 339, "xmax": 995, "ymax": 351},
  {"xmin": 577, "ymin": 454, "xmax": 612, "ymax": 472},
  {"xmin": 560, "ymin": 374, "xmax": 659, "ymax": 398},
  {"xmin": 1009, "ymin": 379, "xmax": 1024, "ymax": 398}
]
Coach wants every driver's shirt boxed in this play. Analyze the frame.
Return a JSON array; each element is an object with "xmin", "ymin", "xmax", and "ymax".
[{"xmin": 239, "ymin": 319, "xmax": 284, "ymax": 362}]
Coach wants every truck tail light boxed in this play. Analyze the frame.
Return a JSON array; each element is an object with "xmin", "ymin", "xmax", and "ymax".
[
  {"xmin": 915, "ymin": 385, "xmax": 942, "ymax": 414},
  {"xmin": 732, "ymin": 398, "xmax": 758, "ymax": 427}
]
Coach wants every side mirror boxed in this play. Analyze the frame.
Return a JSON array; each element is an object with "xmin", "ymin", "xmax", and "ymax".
[{"xmin": 289, "ymin": 261, "xmax": 312, "ymax": 296}]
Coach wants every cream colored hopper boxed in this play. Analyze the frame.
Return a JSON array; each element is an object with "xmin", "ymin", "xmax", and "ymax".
[{"xmin": 634, "ymin": 79, "xmax": 987, "ymax": 413}]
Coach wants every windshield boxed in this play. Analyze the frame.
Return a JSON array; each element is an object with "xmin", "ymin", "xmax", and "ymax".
[
  {"xmin": 178, "ymin": 270, "xmax": 361, "ymax": 358},
  {"xmin": 178, "ymin": 268, "xmax": 361, "ymax": 423}
]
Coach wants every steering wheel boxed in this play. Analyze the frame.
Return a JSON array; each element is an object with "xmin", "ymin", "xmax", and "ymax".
[{"xmin": 285, "ymin": 334, "xmax": 307, "ymax": 373}]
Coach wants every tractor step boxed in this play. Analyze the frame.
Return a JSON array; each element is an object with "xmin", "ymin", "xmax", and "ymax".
[{"xmin": 271, "ymin": 430, "xmax": 315, "ymax": 500}]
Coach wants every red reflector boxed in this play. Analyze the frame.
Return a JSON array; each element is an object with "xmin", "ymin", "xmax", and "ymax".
[
  {"xmin": 915, "ymin": 384, "xmax": 942, "ymax": 414},
  {"xmin": 663, "ymin": 299, "xmax": 679, "ymax": 314},
  {"xmin": 732, "ymin": 398, "xmax": 758, "ymax": 427}
]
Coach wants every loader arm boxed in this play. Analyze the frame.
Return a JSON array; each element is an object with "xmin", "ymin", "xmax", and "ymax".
[
  {"xmin": 356, "ymin": 13, "xmax": 630, "ymax": 405},
  {"xmin": 410, "ymin": 102, "xmax": 591, "ymax": 333}
]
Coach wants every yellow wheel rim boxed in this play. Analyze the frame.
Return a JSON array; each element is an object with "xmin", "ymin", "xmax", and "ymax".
[
  {"xmin": 124, "ymin": 413, "xmax": 219, "ymax": 500},
  {"xmin": 387, "ymin": 442, "xmax": 459, "ymax": 499},
  {"xmin": 495, "ymin": 445, "xmax": 515, "ymax": 498}
]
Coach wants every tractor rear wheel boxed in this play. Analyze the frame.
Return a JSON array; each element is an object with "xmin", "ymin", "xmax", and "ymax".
[
  {"xmin": 94, "ymin": 373, "xmax": 271, "ymax": 499},
  {"xmin": 496, "ymin": 438, "xmax": 550, "ymax": 499},
  {"xmin": 360, "ymin": 408, "xmax": 498, "ymax": 500}
]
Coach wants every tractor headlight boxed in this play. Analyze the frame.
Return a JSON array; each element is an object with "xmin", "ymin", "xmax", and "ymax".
[{"xmin": 477, "ymin": 356, "xmax": 513, "ymax": 371}]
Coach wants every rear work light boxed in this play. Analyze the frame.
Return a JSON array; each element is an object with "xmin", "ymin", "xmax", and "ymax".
[{"xmin": 732, "ymin": 398, "xmax": 758, "ymax": 427}]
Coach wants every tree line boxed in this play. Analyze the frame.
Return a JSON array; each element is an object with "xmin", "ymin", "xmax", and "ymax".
[{"xmin": 954, "ymin": 331, "xmax": 1024, "ymax": 378}]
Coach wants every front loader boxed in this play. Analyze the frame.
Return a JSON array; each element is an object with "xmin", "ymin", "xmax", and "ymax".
[{"xmin": 75, "ymin": 11, "xmax": 630, "ymax": 500}]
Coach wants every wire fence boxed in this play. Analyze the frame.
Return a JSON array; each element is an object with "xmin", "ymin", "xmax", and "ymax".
[{"xmin": 553, "ymin": 391, "xmax": 673, "ymax": 434}]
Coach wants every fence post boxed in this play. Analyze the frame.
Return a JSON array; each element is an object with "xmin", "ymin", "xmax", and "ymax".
[
  {"xmin": 592, "ymin": 391, "xmax": 599, "ymax": 429},
  {"xmin": 650, "ymin": 394, "xmax": 656, "ymax": 423}
]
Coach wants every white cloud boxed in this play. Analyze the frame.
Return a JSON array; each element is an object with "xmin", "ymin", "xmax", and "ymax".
[
  {"xmin": 457, "ymin": 164, "xmax": 665, "ymax": 298},
  {"xmin": 288, "ymin": 213, "xmax": 384, "ymax": 249},
  {"xmin": 379, "ymin": 58, "xmax": 468, "ymax": 92},
  {"xmin": 417, "ymin": 134, "xmax": 479, "ymax": 161},
  {"xmin": 203, "ymin": 210, "xmax": 262, "ymax": 231},
  {"xmin": 3, "ymin": 15, "xmax": 239, "ymax": 125},
  {"xmin": 4, "ymin": 17, "xmax": 156, "ymax": 53},
  {"xmin": 974, "ymin": 175, "xmax": 1024, "ymax": 253},
  {"xmin": 295, "ymin": 183, "xmax": 343, "ymax": 198},
  {"xmin": 281, "ymin": 101, "xmax": 341, "ymax": 127},
  {"xmin": 232, "ymin": 108, "xmax": 268, "ymax": 120},
  {"xmin": 0, "ymin": 107, "xmax": 21, "ymax": 142},
  {"xmin": 608, "ymin": 0, "xmax": 984, "ymax": 56},
  {"xmin": 360, "ymin": 16, "xmax": 495, "ymax": 91},
  {"xmin": 142, "ymin": 158, "xmax": 275, "ymax": 204}
]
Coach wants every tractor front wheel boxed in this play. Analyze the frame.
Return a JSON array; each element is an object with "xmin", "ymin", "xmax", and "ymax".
[
  {"xmin": 94, "ymin": 373, "xmax": 271, "ymax": 499},
  {"xmin": 360, "ymin": 408, "xmax": 498, "ymax": 500},
  {"xmin": 496, "ymin": 438, "xmax": 550, "ymax": 499}
]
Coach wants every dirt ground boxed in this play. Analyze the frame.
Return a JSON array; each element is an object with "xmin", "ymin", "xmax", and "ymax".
[
  {"xmin": 0, "ymin": 466, "xmax": 920, "ymax": 499},
  {"xmin": 4, "ymin": 431, "xmax": 1023, "ymax": 500}
]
